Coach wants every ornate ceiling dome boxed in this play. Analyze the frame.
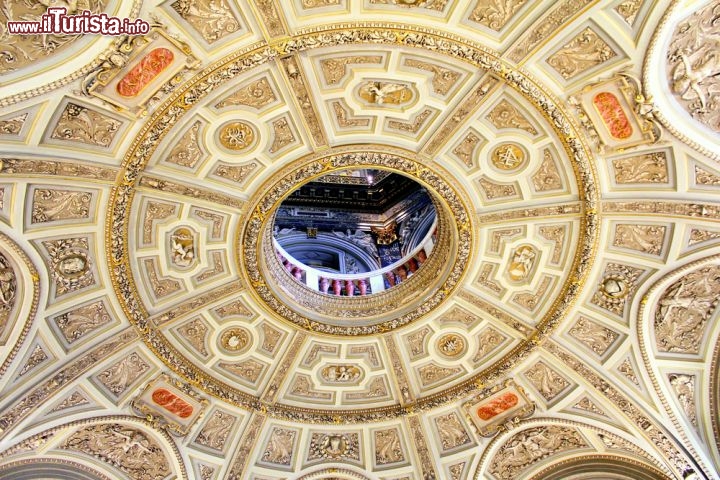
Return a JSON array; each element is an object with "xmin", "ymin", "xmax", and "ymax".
[{"xmin": 0, "ymin": 1, "xmax": 718, "ymax": 480}]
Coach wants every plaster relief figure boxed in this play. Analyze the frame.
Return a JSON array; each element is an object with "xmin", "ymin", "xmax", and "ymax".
[
  {"xmin": 0, "ymin": 256, "xmax": 16, "ymax": 307},
  {"xmin": 321, "ymin": 365, "xmax": 362, "ymax": 383},
  {"xmin": 667, "ymin": 1, "xmax": 720, "ymax": 132},
  {"xmin": 358, "ymin": 81, "xmax": 414, "ymax": 106},
  {"xmin": 170, "ymin": 227, "xmax": 196, "ymax": 268},
  {"xmin": 62, "ymin": 424, "xmax": 171, "ymax": 480},
  {"xmin": 489, "ymin": 425, "xmax": 587, "ymax": 479},
  {"xmin": 507, "ymin": 245, "xmax": 537, "ymax": 281}
]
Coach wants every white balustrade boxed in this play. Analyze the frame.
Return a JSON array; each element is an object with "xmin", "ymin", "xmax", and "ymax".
[{"xmin": 273, "ymin": 218, "xmax": 437, "ymax": 296}]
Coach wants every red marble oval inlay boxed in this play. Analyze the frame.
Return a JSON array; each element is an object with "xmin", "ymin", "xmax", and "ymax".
[
  {"xmin": 151, "ymin": 388, "xmax": 193, "ymax": 418},
  {"xmin": 476, "ymin": 392, "xmax": 518, "ymax": 420},
  {"xmin": 593, "ymin": 91, "xmax": 633, "ymax": 140},
  {"xmin": 117, "ymin": 48, "xmax": 174, "ymax": 98}
]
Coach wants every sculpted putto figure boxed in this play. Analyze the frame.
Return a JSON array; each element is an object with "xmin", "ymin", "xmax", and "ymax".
[
  {"xmin": 170, "ymin": 229, "xmax": 195, "ymax": 267},
  {"xmin": 508, "ymin": 245, "xmax": 536, "ymax": 281}
]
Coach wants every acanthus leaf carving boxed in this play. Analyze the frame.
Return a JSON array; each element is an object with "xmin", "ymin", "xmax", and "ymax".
[
  {"xmin": 96, "ymin": 352, "xmax": 150, "ymax": 397},
  {"xmin": 17, "ymin": 343, "xmax": 48, "ymax": 377},
  {"xmin": 31, "ymin": 188, "xmax": 92, "ymax": 224},
  {"xmin": 54, "ymin": 300, "xmax": 113, "ymax": 345},
  {"xmin": 320, "ymin": 56, "xmax": 383, "ymax": 85},
  {"xmin": 216, "ymin": 77, "xmax": 276, "ymax": 109},
  {"xmin": 469, "ymin": 0, "xmax": 529, "ymax": 31},
  {"xmin": 568, "ymin": 316, "xmax": 619, "ymax": 357},
  {"xmin": 532, "ymin": 149, "xmax": 563, "ymax": 192},
  {"xmin": 453, "ymin": 131, "xmax": 482, "ymax": 168},
  {"xmin": 0, "ymin": 112, "xmax": 28, "ymax": 135},
  {"xmin": 695, "ymin": 165, "xmax": 720, "ymax": 186},
  {"xmin": 612, "ymin": 152, "xmax": 669, "ymax": 184},
  {"xmin": 547, "ymin": 27, "xmax": 617, "ymax": 80},
  {"xmin": 614, "ymin": 0, "xmax": 642, "ymax": 25},
  {"xmin": 523, "ymin": 361, "xmax": 570, "ymax": 402},
  {"xmin": 403, "ymin": 58, "xmax": 461, "ymax": 95},
  {"xmin": 374, "ymin": 427, "xmax": 405, "ymax": 465},
  {"xmin": 369, "ymin": 0, "xmax": 448, "ymax": 11},
  {"xmin": 194, "ymin": 410, "xmax": 237, "ymax": 451},
  {"xmin": 166, "ymin": 121, "xmax": 206, "ymax": 168},
  {"xmin": 434, "ymin": 412, "xmax": 472, "ymax": 451},
  {"xmin": 613, "ymin": 224, "xmax": 666, "ymax": 255},
  {"xmin": 50, "ymin": 103, "xmax": 121, "ymax": 148},
  {"xmin": 171, "ymin": 0, "xmax": 240, "ymax": 44},
  {"xmin": 486, "ymin": 99, "xmax": 538, "ymax": 134},
  {"xmin": 262, "ymin": 427, "xmax": 297, "ymax": 466},
  {"xmin": 177, "ymin": 318, "xmax": 210, "ymax": 357}
]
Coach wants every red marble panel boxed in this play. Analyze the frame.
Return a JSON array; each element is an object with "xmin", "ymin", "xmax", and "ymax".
[
  {"xmin": 117, "ymin": 47, "xmax": 174, "ymax": 98},
  {"xmin": 151, "ymin": 387, "xmax": 193, "ymax": 418},
  {"xmin": 476, "ymin": 392, "xmax": 518, "ymax": 420},
  {"xmin": 593, "ymin": 92, "xmax": 633, "ymax": 139}
]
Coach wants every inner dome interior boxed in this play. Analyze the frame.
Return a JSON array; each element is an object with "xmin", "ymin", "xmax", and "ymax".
[{"xmin": 273, "ymin": 168, "xmax": 437, "ymax": 296}]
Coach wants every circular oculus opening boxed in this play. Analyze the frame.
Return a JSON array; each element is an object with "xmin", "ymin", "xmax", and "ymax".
[
  {"xmin": 241, "ymin": 150, "xmax": 472, "ymax": 336},
  {"xmin": 272, "ymin": 168, "xmax": 438, "ymax": 298}
]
